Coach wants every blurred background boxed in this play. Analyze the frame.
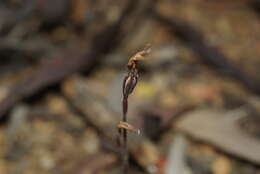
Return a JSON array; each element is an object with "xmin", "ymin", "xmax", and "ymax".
[{"xmin": 0, "ymin": 0, "xmax": 260, "ymax": 173}]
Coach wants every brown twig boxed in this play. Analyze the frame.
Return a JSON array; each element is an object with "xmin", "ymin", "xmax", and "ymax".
[
  {"xmin": 151, "ymin": 10, "xmax": 260, "ymax": 96},
  {"xmin": 117, "ymin": 45, "xmax": 151, "ymax": 173},
  {"xmin": 0, "ymin": 0, "xmax": 139, "ymax": 121}
]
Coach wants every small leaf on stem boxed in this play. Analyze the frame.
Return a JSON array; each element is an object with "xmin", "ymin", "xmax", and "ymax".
[{"xmin": 118, "ymin": 121, "xmax": 141, "ymax": 135}]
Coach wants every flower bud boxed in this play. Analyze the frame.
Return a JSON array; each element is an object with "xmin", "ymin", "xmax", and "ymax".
[{"xmin": 122, "ymin": 69, "xmax": 138, "ymax": 98}]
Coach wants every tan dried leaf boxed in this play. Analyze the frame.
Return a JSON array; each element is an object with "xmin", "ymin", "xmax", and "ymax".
[{"xmin": 117, "ymin": 121, "xmax": 140, "ymax": 135}]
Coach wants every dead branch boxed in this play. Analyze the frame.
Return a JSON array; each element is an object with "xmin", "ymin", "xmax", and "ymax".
[
  {"xmin": 0, "ymin": 0, "xmax": 139, "ymax": 121},
  {"xmin": 151, "ymin": 11, "xmax": 260, "ymax": 96}
]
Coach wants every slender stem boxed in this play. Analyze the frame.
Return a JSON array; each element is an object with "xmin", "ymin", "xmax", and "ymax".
[
  {"xmin": 122, "ymin": 98, "xmax": 128, "ymax": 173},
  {"xmin": 123, "ymin": 98, "xmax": 128, "ymax": 121},
  {"xmin": 119, "ymin": 45, "xmax": 150, "ymax": 173}
]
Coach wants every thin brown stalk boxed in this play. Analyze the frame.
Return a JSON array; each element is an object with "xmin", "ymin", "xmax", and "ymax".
[{"xmin": 117, "ymin": 44, "xmax": 151, "ymax": 173}]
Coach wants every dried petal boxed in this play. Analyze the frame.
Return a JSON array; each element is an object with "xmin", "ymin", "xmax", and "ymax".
[{"xmin": 127, "ymin": 44, "xmax": 151, "ymax": 68}]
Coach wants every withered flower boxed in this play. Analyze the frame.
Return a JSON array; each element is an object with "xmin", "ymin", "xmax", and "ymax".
[
  {"xmin": 118, "ymin": 44, "xmax": 151, "ymax": 173},
  {"xmin": 127, "ymin": 44, "xmax": 151, "ymax": 69},
  {"xmin": 123, "ymin": 44, "xmax": 151, "ymax": 99}
]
